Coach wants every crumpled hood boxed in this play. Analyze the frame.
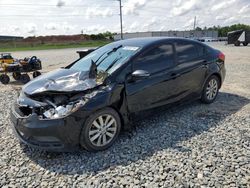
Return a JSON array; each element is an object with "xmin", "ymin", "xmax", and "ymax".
[{"xmin": 23, "ymin": 69, "xmax": 98, "ymax": 95}]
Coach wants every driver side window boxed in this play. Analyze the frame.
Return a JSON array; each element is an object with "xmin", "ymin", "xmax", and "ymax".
[{"xmin": 133, "ymin": 44, "xmax": 174, "ymax": 74}]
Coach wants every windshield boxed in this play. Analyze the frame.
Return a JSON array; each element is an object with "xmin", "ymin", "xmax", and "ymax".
[{"xmin": 70, "ymin": 44, "xmax": 140, "ymax": 75}]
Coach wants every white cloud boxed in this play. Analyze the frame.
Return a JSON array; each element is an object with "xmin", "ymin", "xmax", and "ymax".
[
  {"xmin": 14, "ymin": 27, "xmax": 20, "ymax": 32},
  {"xmin": 142, "ymin": 17, "xmax": 160, "ymax": 31},
  {"xmin": 183, "ymin": 19, "xmax": 195, "ymax": 29},
  {"xmin": 26, "ymin": 24, "xmax": 38, "ymax": 34},
  {"xmin": 127, "ymin": 22, "xmax": 140, "ymax": 32},
  {"xmin": 57, "ymin": 0, "xmax": 65, "ymax": 8},
  {"xmin": 211, "ymin": 0, "xmax": 236, "ymax": 11},
  {"xmin": 45, "ymin": 23, "xmax": 58, "ymax": 31},
  {"xmin": 82, "ymin": 25, "xmax": 106, "ymax": 33},
  {"xmin": 224, "ymin": 16, "xmax": 238, "ymax": 24},
  {"xmin": 239, "ymin": 4, "xmax": 250, "ymax": 14},
  {"xmin": 85, "ymin": 7, "xmax": 114, "ymax": 18},
  {"xmin": 215, "ymin": 15, "xmax": 227, "ymax": 20},
  {"xmin": 123, "ymin": 0, "xmax": 147, "ymax": 15},
  {"xmin": 171, "ymin": 0, "xmax": 201, "ymax": 16},
  {"xmin": 0, "ymin": 0, "xmax": 249, "ymax": 37}
]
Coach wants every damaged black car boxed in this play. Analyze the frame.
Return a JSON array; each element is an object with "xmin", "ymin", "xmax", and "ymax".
[{"xmin": 10, "ymin": 37, "xmax": 226, "ymax": 151}]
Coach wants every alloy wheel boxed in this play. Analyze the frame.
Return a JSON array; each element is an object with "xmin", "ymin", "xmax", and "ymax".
[
  {"xmin": 206, "ymin": 79, "xmax": 218, "ymax": 100},
  {"xmin": 88, "ymin": 114, "xmax": 117, "ymax": 147}
]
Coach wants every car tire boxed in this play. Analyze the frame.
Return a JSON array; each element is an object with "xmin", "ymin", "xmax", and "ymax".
[
  {"xmin": 243, "ymin": 42, "xmax": 248, "ymax": 46},
  {"xmin": 201, "ymin": 75, "xmax": 220, "ymax": 104},
  {"xmin": 20, "ymin": 74, "xmax": 30, "ymax": 84},
  {"xmin": 234, "ymin": 41, "xmax": 240, "ymax": 46},
  {"xmin": 80, "ymin": 107, "xmax": 121, "ymax": 152},
  {"xmin": 0, "ymin": 74, "xmax": 10, "ymax": 85},
  {"xmin": 33, "ymin": 71, "xmax": 41, "ymax": 78},
  {"xmin": 13, "ymin": 72, "xmax": 21, "ymax": 80}
]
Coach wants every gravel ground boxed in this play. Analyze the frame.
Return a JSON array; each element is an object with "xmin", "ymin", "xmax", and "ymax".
[{"xmin": 0, "ymin": 43, "xmax": 250, "ymax": 187}]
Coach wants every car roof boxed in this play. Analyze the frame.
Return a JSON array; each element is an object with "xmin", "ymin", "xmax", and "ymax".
[{"xmin": 111, "ymin": 37, "xmax": 204, "ymax": 48}]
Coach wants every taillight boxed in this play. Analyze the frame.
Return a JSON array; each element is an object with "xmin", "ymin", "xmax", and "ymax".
[{"xmin": 218, "ymin": 52, "xmax": 225, "ymax": 62}]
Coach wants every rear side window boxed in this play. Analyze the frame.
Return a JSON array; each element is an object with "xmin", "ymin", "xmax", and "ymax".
[
  {"xmin": 133, "ymin": 44, "xmax": 174, "ymax": 74},
  {"xmin": 175, "ymin": 41, "xmax": 204, "ymax": 63},
  {"xmin": 196, "ymin": 44, "xmax": 206, "ymax": 57}
]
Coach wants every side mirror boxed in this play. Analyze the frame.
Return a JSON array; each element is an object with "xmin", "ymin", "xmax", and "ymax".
[{"xmin": 131, "ymin": 70, "xmax": 150, "ymax": 81}]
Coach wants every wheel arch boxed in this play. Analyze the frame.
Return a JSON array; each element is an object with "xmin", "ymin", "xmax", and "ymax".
[
  {"xmin": 108, "ymin": 104, "xmax": 127, "ymax": 130},
  {"xmin": 210, "ymin": 73, "xmax": 222, "ymax": 88},
  {"xmin": 80, "ymin": 85, "xmax": 130, "ymax": 131}
]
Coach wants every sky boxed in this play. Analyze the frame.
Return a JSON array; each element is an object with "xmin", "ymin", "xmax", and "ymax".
[{"xmin": 0, "ymin": 0, "xmax": 249, "ymax": 37}]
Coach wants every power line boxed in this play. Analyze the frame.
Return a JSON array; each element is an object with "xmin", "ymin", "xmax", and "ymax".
[
  {"xmin": 0, "ymin": 14, "xmax": 119, "ymax": 17},
  {"xmin": 0, "ymin": 3, "xmax": 117, "ymax": 7},
  {"xmin": 0, "ymin": 3, "xmax": 171, "ymax": 11}
]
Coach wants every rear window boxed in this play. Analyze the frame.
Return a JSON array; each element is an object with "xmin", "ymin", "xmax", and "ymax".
[
  {"xmin": 175, "ymin": 41, "xmax": 205, "ymax": 63},
  {"xmin": 196, "ymin": 44, "xmax": 206, "ymax": 57}
]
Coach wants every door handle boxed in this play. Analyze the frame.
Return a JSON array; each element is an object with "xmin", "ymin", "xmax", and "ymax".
[{"xmin": 202, "ymin": 63, "xmax": 208, "ymax": 68}]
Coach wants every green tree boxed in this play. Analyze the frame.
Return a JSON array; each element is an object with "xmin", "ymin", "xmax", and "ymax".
[
  {"xmin": 195, "ymin": 27, "xmax": 202, "ymax": 31},
  {"xmin": 201, "ymin": 24, "xmax": 250, "ymax": 37}
]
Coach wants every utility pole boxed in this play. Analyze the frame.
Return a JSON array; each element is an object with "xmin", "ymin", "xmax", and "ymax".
[
  {"xmin": 118, "ymin": 0, "xmax": 123, "ymax": 40},
  {"xmin": 193, "ymin": 16, "xmax": 196, "ymax": 30}
]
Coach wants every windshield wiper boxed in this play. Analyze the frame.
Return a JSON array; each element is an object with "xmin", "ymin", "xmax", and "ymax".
[
  {"xmin": 95, "ymin": 45, "xmax": 123, "ymax": 67},
  {"xmin": 94, "ymin": 50, "xmax": 109, "ymax": 66},
  {"xmin": 107, "ymin": 45, "xmax": 123, "ymax": 55},
  {"xmin": 105, "ymin": 56, "xmax": 123, "ymax": 73},
  {"xmin": 89, "ymin": 45, "xmax": 123, "ymax": 78}
]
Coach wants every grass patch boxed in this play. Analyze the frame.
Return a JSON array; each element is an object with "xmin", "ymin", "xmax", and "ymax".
[{"xmin": 0, "ymin": 40, "xmax": 111, "ymax": 52}]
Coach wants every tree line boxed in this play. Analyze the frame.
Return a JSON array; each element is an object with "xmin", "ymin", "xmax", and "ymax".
[{"xmin": 195, "ymin": 24, "xmax": 250, "ymax": 37}]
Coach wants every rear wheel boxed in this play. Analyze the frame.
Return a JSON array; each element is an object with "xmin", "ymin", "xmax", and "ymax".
[
  {"xmin": 12, "ymin": 72, "xmax": 21, "ymax": 80},
  {"xmin": 80, "ymin": 108, "xmax": 121, "ymax": 151},
  {"xmin": 0, "ymin": 74, "xmax": 10, "ymax": 85},
  {"xmin": 243, "ymin": 42, "xmax": 248, "ymax": 46},
  {"xmin": 20, "ymin": 74, "xmax": 30, "ymax": 84},
  {"xmin": 33, "ymin": 71, "xmax": 41, "ymax": 78},
  {"xmin": 201, "ymin": 75, "xmax": 220, "ymax": 104},
  {"xmin": 234, "ymin": 41, "xmax": 240, "ymax": 46}
]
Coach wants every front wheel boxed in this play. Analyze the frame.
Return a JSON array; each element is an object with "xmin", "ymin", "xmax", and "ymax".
[
  {"xmin": 80, "ymin": 108, "xmax": 121, "ymax": 151},
  {"xmin": 201, "ymin": 75, "xmax": 220, "ymax": 104}
]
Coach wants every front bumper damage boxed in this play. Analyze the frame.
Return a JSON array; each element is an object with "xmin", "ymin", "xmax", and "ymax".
[{"xmin": 10, "ymin": 103, "xmax": 84, "ymax": 151}]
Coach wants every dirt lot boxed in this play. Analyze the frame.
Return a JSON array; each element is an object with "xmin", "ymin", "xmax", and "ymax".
[{"xmin": 0, "ymin": 43, "xmax": 249, "ymax": 187}]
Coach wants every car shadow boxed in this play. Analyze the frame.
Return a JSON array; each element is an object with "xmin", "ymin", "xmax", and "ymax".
[{"xmin": 21, "ymin": 92, "xmax": 249, "ymax": 175}]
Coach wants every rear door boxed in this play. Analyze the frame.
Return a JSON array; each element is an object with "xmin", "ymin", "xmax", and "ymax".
[
  {"xmin": 172, "ymin": 40, "xmax": 208, "ymax": 99},
  {"xmin": 125, "ymin": 43, "xmax": 180, "ymax": 113}
]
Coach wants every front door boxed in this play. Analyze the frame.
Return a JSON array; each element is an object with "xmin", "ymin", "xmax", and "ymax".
[{"xmin": 125, "ymin": 43, "xmax": 180, "ymax": 113}]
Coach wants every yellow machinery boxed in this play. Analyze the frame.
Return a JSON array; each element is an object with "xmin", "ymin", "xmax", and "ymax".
[
  {"xmin": 0, "ymin": 53, "xmax": 42, "ymax": 84},
  {"xmin": 0, "ymin": 53, "xmax": 15, "ymax": 64}
]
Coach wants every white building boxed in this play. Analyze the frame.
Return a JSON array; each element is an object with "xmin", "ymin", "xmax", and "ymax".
[{"xmin": 114, "ymin": 30, "xmax": 218, "ymax": 40}]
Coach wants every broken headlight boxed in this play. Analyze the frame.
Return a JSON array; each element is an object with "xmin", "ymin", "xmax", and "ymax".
[{"xmin": 42, "ymin": 100, "xmax": 86, "ymax": 119}]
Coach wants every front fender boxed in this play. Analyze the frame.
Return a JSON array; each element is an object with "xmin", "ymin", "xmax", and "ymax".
[{"xmin": 75, "ymin": 83, "xmax": 130, "ymax": 128}]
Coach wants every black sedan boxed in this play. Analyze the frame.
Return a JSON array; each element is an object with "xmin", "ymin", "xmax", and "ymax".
[{"xmin": 10, "ymin": 37, "xmax": 226, "ymax": 152}]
